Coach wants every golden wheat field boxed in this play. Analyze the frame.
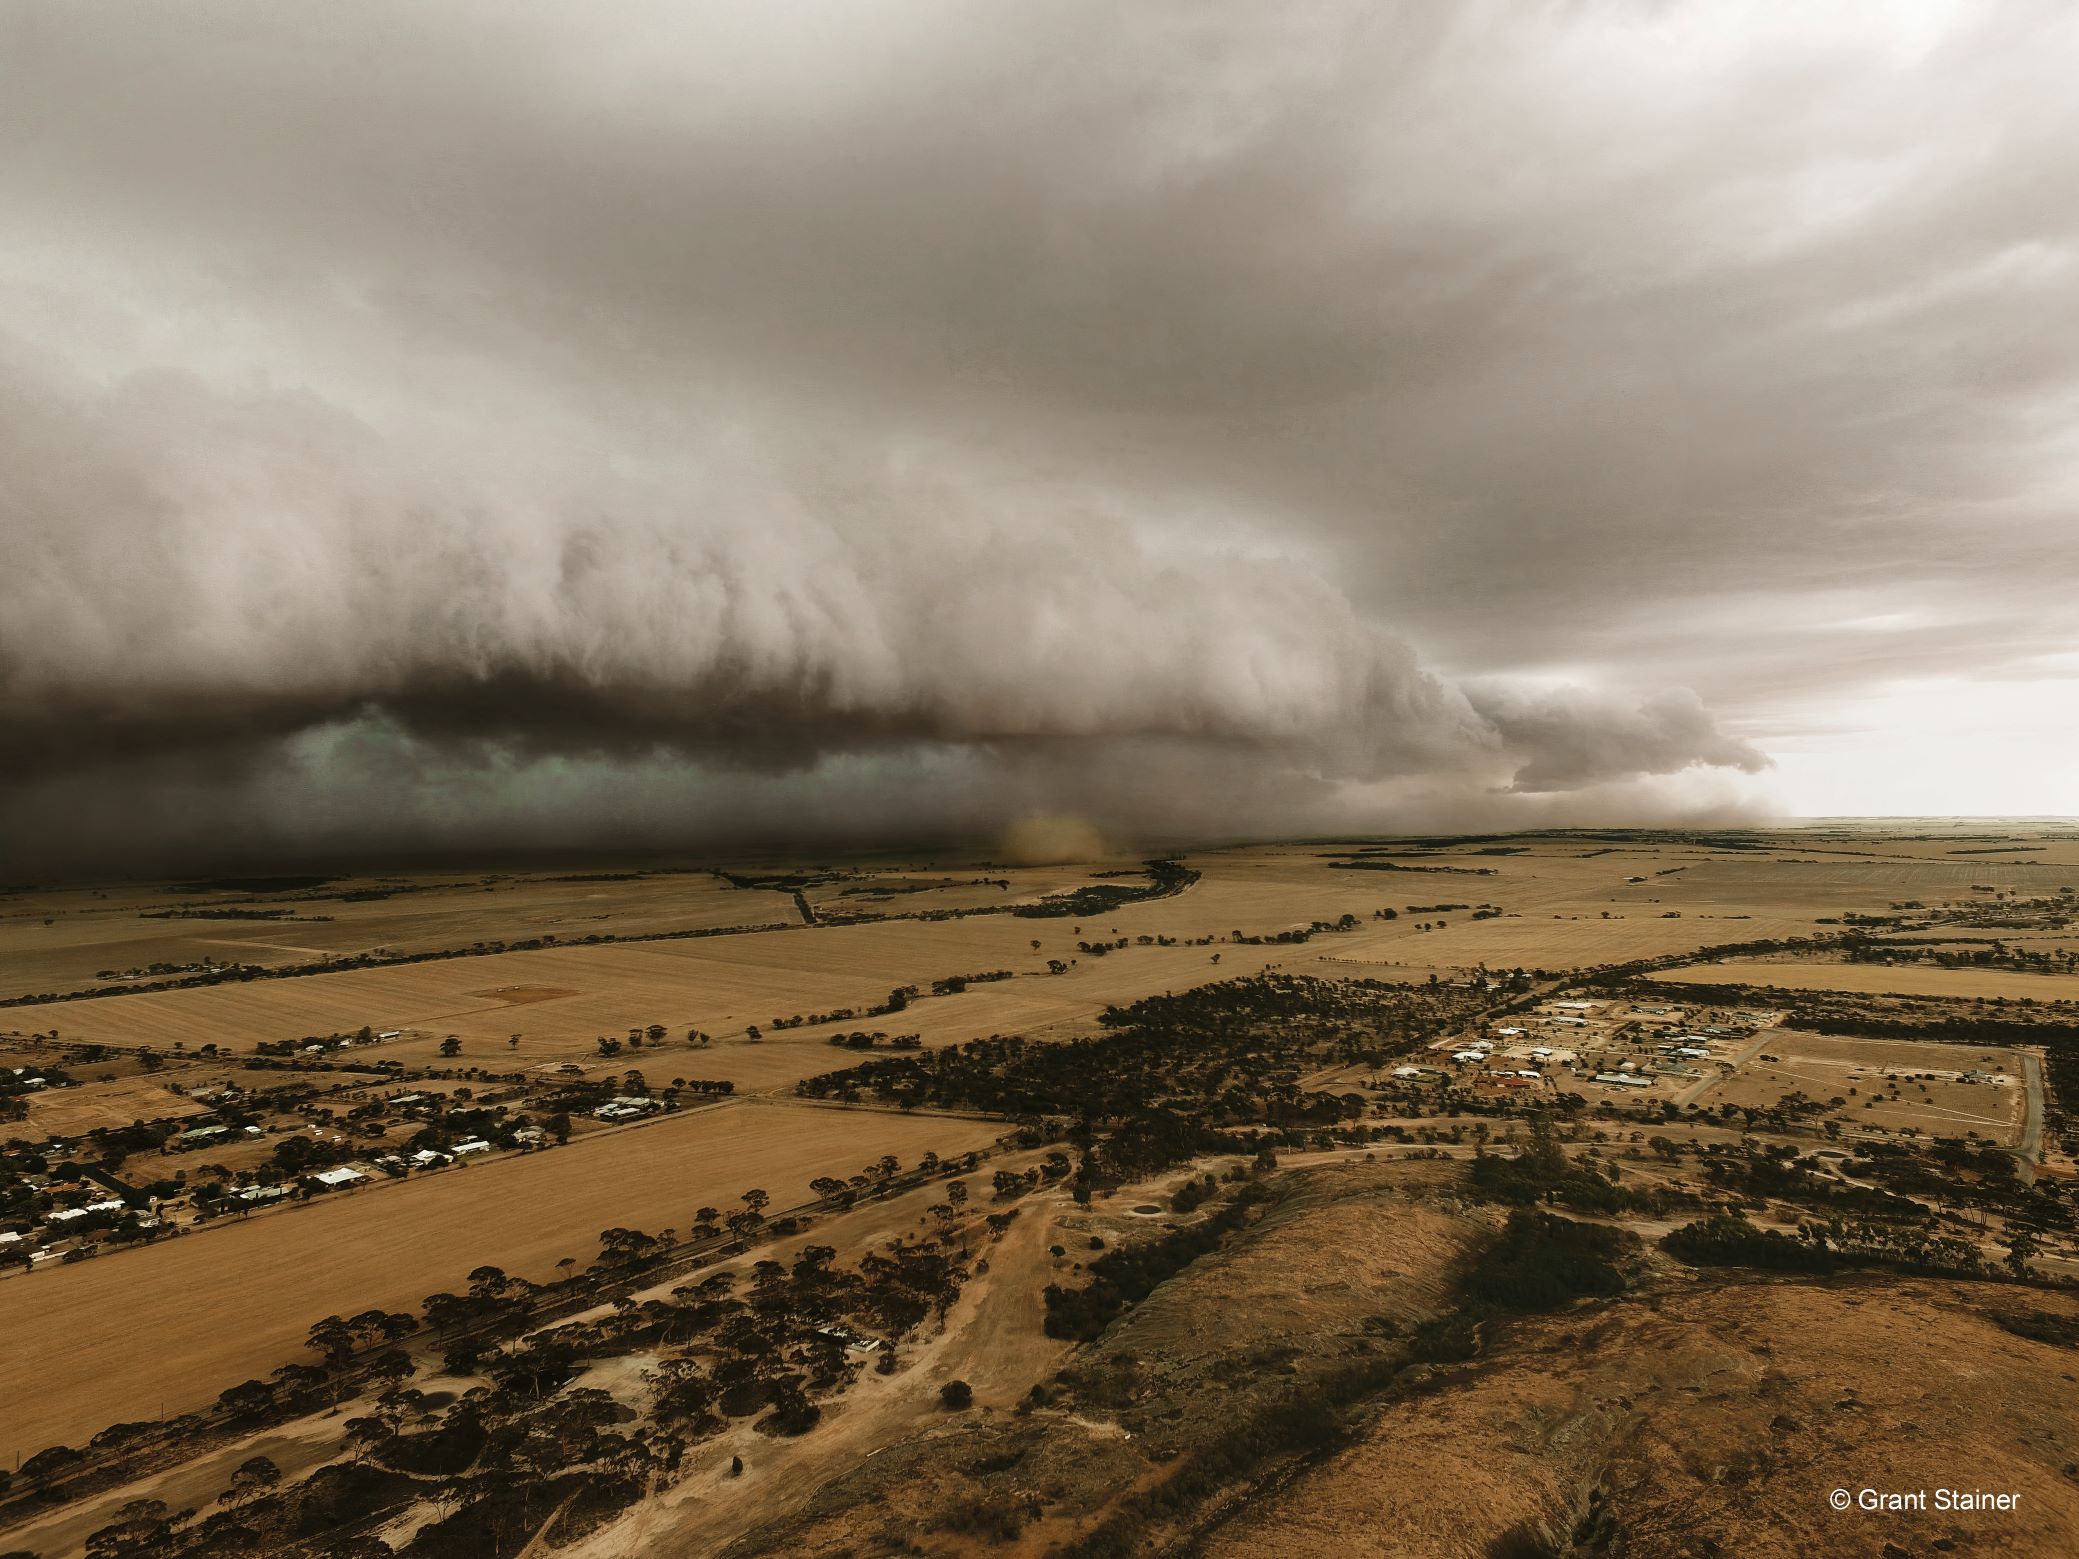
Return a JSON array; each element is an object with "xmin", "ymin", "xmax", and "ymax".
[
  {"xmin": 0, "ymin": 1100, "xmax": 1003, "ymax": 1465},
  {"xmin": 0, "ymin": 870, "xmax": 795, "ymax": 1001},
  {"xmin": 1651, "ymin": 959, "xmax": 2079, "ymax": 1005},
  {"xmin": 18, "ymin": 837, "xmax": 2073, "ymax": 1079},
  {"xmin": 0, "ymin": 860, "xmax": 1166, "ymax": 1003},
  {"xmin": 7, "ymin": 828, "xmax": 2076, "ymax": 1481}
]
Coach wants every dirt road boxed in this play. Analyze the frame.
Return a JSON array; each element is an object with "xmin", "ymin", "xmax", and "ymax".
[{"xmin": 559, "ymin": 1184, "xmax": 1079, "ymax": 1558}]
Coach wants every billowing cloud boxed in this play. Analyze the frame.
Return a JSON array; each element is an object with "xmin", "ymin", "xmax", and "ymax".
[
  {"xmin": 1466, "ymin": 686, "xmax": 1769, "ymax": 795},
  {"xmin": 8, "ymin": 0, "xmax": 2071, "ymax": 871},
  {"xmin": 0, "ymin": 342, "xmax": 1756, "ymax": 870}
]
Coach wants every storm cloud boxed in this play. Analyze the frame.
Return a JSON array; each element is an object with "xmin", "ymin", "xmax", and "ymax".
[{"xmin": 4, "ymin": 1, "xmax": 2073, "ymax": 871}]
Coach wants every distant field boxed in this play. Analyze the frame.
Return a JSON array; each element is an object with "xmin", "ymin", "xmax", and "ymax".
[
  {"xmin": 1650, "ymin": 960, "xmax": 2079, "ymax": 1004},
  {"xmin": 0, "ymin": 859, "xmax": 1167, "ymax": 1002},
  {"xmin": 0, "ymin": 870, "xmax": 801, "ymax": 1000},
  {"xmin": 1706, "ymin": 1031, "xmax": 2027, "ymax": 1144},
  {"xmin": 800, "ymin": 865, "xmax": 1098, "ymax": 919},
  {"xmin": 27, "ymin": 839, "xmax": 2076, "ymax": 1080},
  {"xmin": 10, "ymin": 826, "xmax": 2079, "ymax": 1547},
  {"xmin": 16, "ymin": 869, "xmax": 1345, "ymax": 1077},
  {"xmin": 11, "ymin": 834, "xmax": 2079, "ymax": 1460},
  {"xmin": 0, "ymin": 1101, "xmax": 1004, "ymax": 1464}
]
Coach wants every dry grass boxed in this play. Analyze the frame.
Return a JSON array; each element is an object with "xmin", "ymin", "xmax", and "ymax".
[
  {"xmin": 19, "ymin": 890, "xmax": 1320, "ymax": 1078},
  {"xmin": 0, "ymin": 1101, "xmax": 1003, "ymax": 1463},
  {"xmin": 1202, "ymin": 1278, "xmax": 2079, "ymax": 1559},
  {"xmin": 1651, "ymin": 959, "xmax": 2079, "ymax": 1004},
  {"xmin": 11, "ymin": 825, "xmax": 2079, "ymax": 1513},
  {"xmin": 1708, "ymin": 1032, "xmax": 2028, "ymax": 1144},
  {"xmin": 3, "ymin": 1075, "xmax": 210, "ymax": 1141},
  {"xmin": 0, "ymin": 870, "xmax": 803, "ymax": 1000},
  {"xmin": 0, "ymin": 857, "xmax": 1161, "ymax": 1001}
]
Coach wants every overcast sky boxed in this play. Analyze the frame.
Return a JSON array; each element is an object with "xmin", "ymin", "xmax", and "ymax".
[{"xmin": 4, "ymin": 1, "xmax": 2076, "ymax": 872}]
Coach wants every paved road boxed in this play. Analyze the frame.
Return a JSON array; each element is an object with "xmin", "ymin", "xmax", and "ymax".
[{"xmin": 2018, "ymin": 1051, "xmax": 2046, "ymax": 1183}]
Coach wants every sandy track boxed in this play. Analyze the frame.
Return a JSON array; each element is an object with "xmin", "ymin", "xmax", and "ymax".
[{"xmin": 559, "ymin": 1184, "xmax": 1078, "ymax": 1559}]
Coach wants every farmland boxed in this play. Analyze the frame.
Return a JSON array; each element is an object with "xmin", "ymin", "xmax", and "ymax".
[
  {"xmin": 1703, "ymin": 1030, "xmax": 2029, "ymax": 1144},
  {"xmin": 1653, "ymin": 958, "xmax": 2079, "ymax": 1005},
  {"xmin": 4, "ymin": 822, "xmax": 2079, "ymax": 1558},
  {"xmin": 0, "ymin": 871, "xmax": 799, "ymax": 1002},
  {"xmin": 0, "ymin": 1100, "xmax": 1003, "ymax": 1466}
]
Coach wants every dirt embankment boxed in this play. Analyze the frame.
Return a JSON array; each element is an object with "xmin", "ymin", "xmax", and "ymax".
[
  {"xmin": 559, "ymin": 1182, "xmax": 1084, "ymax": 1559},
  {"xmin": 715, "ymin": 1157, "xmax": 1497, "ymax": 1557},
  {"xmin": 1202, "ymin": 1276, "xmax": 2079, "ymax": 1559},
  {"xmin": 686, "ymin": 1153, "xmax": 2079, "ymax": 1559}
]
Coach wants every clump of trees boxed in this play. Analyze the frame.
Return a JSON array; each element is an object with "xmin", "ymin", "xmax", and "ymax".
[
  {"xmin": 53, "ymin": 1191, "xmax": 1015, "ymax": 1558},
  {"xmin": 1660, "ymin": 1209, "xmax": 2001, "ymax": 1280},
  {"xmin": 1662, "ymin": 1212, "xmax": 1839, "ymax": 1273},
  {"xmin": 1044, "ymin": 1184, "xmax": 1270, "ymax": 1341},
  {"xmin": 1463, "ymin": 1210, "xmax": 1634, "ymax": 1312},
  {"xmin": 1468, "ymin": 1122, "xmax": 1694, "ymax": 1217}
]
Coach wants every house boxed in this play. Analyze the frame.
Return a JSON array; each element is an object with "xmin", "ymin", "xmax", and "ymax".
[
  {"xmin": 1478, "ymin": 1072, "xmax": 1539, "ymax": 1090},
  {"xmin": 313, "ymin": 1167, "xmax": 368, "ymax": 1188},
  {"xmin": 451, "ymin": 1139, "xmax": 493, "ymax": 1156},
  {"xmin": 376, "ymin": 1030, "xmax": 402, "ymax": 1040},
  {"xmin": 48, "ymin": 1198, "xmax": 128, "ymax": 1224},
  {"xmin": 410, "ymin": 1149, "xmax": 453, "ymax": 1168},
  {"xmin": 1592, "ymin": 1072, "xmax": 1654, "ymax": 1088},
  {"xmin": 1450, "ymin": 1050, "xmax": 1486, "ymax": 1065},
  {"xmin": 814, "ymin": 1324, "xmax": 882, "ymax": 1353}
]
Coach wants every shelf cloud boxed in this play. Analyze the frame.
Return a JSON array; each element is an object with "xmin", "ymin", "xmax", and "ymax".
[{"xmin": 6, "ymin": 1, "xmax": 2072, "ymax": 870}]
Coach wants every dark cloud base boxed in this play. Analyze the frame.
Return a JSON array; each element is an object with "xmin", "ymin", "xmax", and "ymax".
[{"xmin": 12, "ymin": 3, "xmax": 2066, "ymax": 868}]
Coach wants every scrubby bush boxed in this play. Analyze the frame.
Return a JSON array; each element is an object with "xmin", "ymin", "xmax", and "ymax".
[{"xmin": 1661, "ymin": 1212, "xmax": 1836, "ymax": 1273}]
